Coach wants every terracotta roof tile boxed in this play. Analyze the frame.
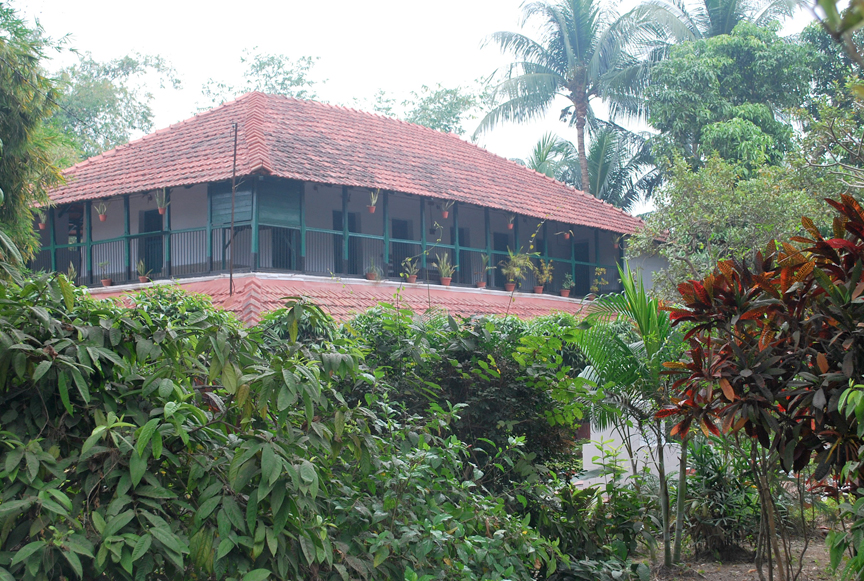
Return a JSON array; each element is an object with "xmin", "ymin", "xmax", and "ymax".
[
  {"xmin": 51, "ymin": 92, "xmax": 643, "ymax": 235},
  {"xmin": 94, "ymin": 276, "xmax": 590, "ymax": 324}
]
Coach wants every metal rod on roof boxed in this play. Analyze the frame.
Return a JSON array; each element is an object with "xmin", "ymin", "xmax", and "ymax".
[{"xmin": 229, "ymin": 122, "xmax": 238, "ymax": 297}]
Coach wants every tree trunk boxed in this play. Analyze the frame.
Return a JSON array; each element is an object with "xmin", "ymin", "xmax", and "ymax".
[
  {"xmin": 575, "ymin": 114, "xmax": 590, "ymax": 195},
  {"xmin": 673, "ymin": 435, "xmax": 688, "ymax": 563},
  {"xmin": 656, "ymin": 420, "xmax": 672, "ymax": 568}
]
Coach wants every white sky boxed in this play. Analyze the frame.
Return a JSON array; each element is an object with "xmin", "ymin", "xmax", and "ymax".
[{"xmin": 16, "ymin": 0, "xmax": 815, "ymax": 213}]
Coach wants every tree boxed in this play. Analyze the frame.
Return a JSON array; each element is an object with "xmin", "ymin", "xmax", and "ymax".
[
  {"xmin": 51, "ymin": 52, "xmax": 180, "ymax": 161},
  {"xmin": 646, "ymin": 22, "xmax": 814, "ymax": 169},
  {"xmin": 631, "ymin": 0, "xmax": 799, "ymax": 43},
  {"xmin": 629, "ymin": 155, "xmax": 831, "ymax": 300},
  {"xmin": 0, "ymin": 4, "xmax": 63, "ymax": 259},
  {"xmin": 572, "ymin": 265, "xmax": 684, "ymax": 567},
  {"xmin": 402, "ymin": 84, "xmax": 484, "ymax": 136},
  {"xmin": 476, "ymin": 0, "xmax": 649, "ymax": 196},
  {"xmin": 520, "ymin": 128, "xmax": 659, "ymax": 212},
  {"xmin": 200, "ymin": 49, "xmax": 321, "ymax": 108}
]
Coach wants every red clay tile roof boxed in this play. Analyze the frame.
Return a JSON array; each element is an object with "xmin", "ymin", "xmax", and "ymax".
[
  {"xmin": 93, "ymin": 275, "xmax": 590, "ymax": 325},
  {"xmin": 50, "ymin": 92, "xmax": 643, "ymax": 235}
]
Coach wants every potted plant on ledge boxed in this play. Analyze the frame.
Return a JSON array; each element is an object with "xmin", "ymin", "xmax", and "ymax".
[
  {"xmin": 136, "ymin": 259, "xmax": 152, "ymax": 283},
  {"xmin": 155, "ymin": 189, "xmax": 169, "ymax": 215},
  {"xmin": 560, "ymin": 274, "xmax": 574, "ymax": 297},
  {"xmin": 533, "ymin": 259, "xmax": 553, "ymax": 294},
  {"xmin": 94, "ymin": 201, "xmax": 109, "ymax": 222},
  {"xmin": 433, "ymin": 253, "xmax": 456, "ymax": 286},
  {"xmin": 499, "ymin": 249, "xmax": 531, "ymax": 292},
  {"xmin": 365, "ymin": 258, "xmax": 382, "ymax": 281},
  {"xmin": 474, "ymin": 253, "xmax": 494, "ymax": 288},
  {"xmin": 401, "ymin": 257, "xmax": 420, "ymax": 283},
  {"xmin": 368, "ymin": 189, "xmax": 379, "ymax": 213},
  {"xmin": 441, "ymin": 200, "xmax": 454, "ymax": 219},
  {"xmin": 98, "ymin": 261, "xmax": 112, "ymax": 287}
]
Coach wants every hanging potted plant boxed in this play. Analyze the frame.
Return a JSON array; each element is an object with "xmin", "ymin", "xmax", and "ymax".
[
  {"xmin": 155, "ymin": 189, "xmax": 169, "ymax": 215},
  {"xmin": 401, "ymin": 257, "xmax": 420, "ymax": 283},
  {"xmin": 136, "ymin": 259, "xmax": 152, "ymax": 283},
  {"xmin": 98, "ymin": 261, "xmax": 112, "ymax": 287},
  {"xmin": 368, "ymin": 189, "xmax": 380, "ymax": 214},
  {"xmin": 365, "ymin": 257, "xmax": 382, "ymax": 281},
  {"xmin": 507, "ymin": 215, "xmax": 515, "ymax": 230},
  {"xmin": 533, "ymin": 259, "xmax": 554, "ymax": 293},
  {"xmin": 34, "ymin": 209, "xmax": 47, "ymax": 230},
  {"xmin": 441, "ymin": 200, "xmax": 454, "ymax": 219},
  {"xmin": 94, "ymin": 201, "xmax": 109, "ymax": 222},
  {"xmin": 475, "ymin": 253, "xmax": 494, "ymax": 288},
  {"xmin": 433, "ymin": 252, "xmax": 456, "ymax": 286},
  {"xmin": 498, "ymin": 249, "xmax": 531, "ymax": 292},
  {"xmin": 560, "ymin": 273, "xmax": 574, "ymax": 297},
  {"xmin": 558, "ymin": 229, "xmax": 573, "ymax": 240}
]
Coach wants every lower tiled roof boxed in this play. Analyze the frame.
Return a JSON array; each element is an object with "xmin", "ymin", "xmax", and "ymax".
[{"xmin": 91, "ymin": 275, "xmax": 589, "ymax": 324}]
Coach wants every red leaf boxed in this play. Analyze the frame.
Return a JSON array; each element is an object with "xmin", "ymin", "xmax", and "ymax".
[{"xmin": 718, "ymin": 378, "xmax": 735, "ymax": 401}]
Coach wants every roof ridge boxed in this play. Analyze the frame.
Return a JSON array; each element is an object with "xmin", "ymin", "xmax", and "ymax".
[{"xmin": 240, "ymin": 93, "xmax": 274, "ymax": 174}]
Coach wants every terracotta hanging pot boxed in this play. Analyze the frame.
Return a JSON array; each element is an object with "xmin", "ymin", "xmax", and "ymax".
[
  {"xmin": 440, "ymin": 277, "xmax": 452, "ymax": 286},
  {"xmin": 564, "ymin": 233, "xmax": 570, "ymax": 240},
  {"xmin": 368, "ymin": 205, "xmax": 377, "ymax": 214},
  {"xmin": 442, "ymin": 211, "xmax": 449, "ymax": 219},
  {"xmin": 533, "ymin": 285, "xmax": 544, "ymax": 294},
  {"xmin": 507, "ymin": 223, "xmax": 514, "ymax": 230},
  {"xmin": 560, "ymin": 289, "xmax": 570, "ymax": 298},
  {"xmin": 38, "ymin": 222, "xmax": 46, "ymax": 230},
  {"xmin": 504, "ymin": 282, "xmax": 516, "ymax": 292},
  {"xmin": 99, "ymin": 214, "xmax": 107, "ymax": 222},
  {"xmin": 158, "ymin": 207, "xmax": 166, "ymax": 215}
]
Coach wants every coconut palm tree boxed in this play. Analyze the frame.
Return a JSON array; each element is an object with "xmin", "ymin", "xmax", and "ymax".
[
  {"xmin": 520, "ymin": 127, "xmax": 660, "ymax": 212},
  {"xmin": 476, "ymin": 0, "xmax": 649, "ymax": 196},
  {"xmin": 630, "ymin": 0, "xmax": 800, "ymax": 45}
]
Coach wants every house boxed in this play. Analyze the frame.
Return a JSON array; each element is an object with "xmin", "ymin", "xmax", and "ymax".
[{"xmin": 33, "ymin": 92, "xmax": 649, "ymax": 322}]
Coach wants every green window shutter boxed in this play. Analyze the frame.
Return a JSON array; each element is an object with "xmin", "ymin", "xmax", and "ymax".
[
  {"xmin": 210, "ymin": 184, "xmax": 253, "ymax": 224},
  {"xmin": 257, "ymin": 180, "xmax": 301, "ymax": 228}
]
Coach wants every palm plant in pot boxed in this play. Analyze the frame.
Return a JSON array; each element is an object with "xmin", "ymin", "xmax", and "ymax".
[
  {"xmin": 368, "ymin": 188, "xmax": 380, "ymax": 214},
  {"xmin": 441, "ymin": 200, "xmax": 454, "ymax": 219},
  {"xmin": 475, "ymin": 253, "xmax": 494, "ymax": 288},
  {"xmin": 507, "ymin": 215, "xmax": 515, "ymax": 230},
  {"xmin": 401, "ymin": 256, "xmax": 420, "ymax": 283},
  {"xmin": 155, "ymin": 189, "xmax": 169, "ymax": 215},
  {"xmin": 136, "ymin": 259, "xmax": 152, "ymax": 283},
  {"xmin": 561, "ymin": 273, "xmax": 574, "ymax": 297},
  {"xmin": 98, "ymin": 261, "xmax": 112, "ymax": 287},
  {"xmin": 365, "ymin": 258, "xmax": 382, "ymax": 281},
  {"xmin": 533, "ymin": 259, "xmax": 554, "ymax": 293},
  {"xmin": 34, "ymin": 209, "xmax": 47, "ymax": 230},
  {"xmin": 94, "ymin": 201, "xmax": 109, "ymax": 222},
  {"xmin": 433, "ymin": 252, "xmax": 456, "ymax": 286},
  {"xmin": 499, "ymin": 249, "xmax": 532, "ymax": 292}
]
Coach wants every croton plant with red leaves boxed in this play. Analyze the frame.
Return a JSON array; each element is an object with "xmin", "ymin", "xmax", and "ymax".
[{"xmin": 659, "ymin": 194, "xmax": 864, "ymax": 487}]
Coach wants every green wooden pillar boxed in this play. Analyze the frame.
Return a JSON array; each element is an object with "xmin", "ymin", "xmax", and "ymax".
[
  {"xmin": 84, "ymin": 201, "xmax": 92, "ymax": 285},
  {"xmin": 251, "ymin": 181, "xmax": 260, "ymax": 270},
  {"xmin": 123, "ymin": 195, "xmax": 130, "ymax": 282},
  {"xmin": 513, "ymin": 214, "xmax": 520, "ymax": 253},
  {"xmin": 164, "ymin": 190, "xmax": 172, "ymax": 277},
  {"xmin": 420, "ymin": 196, "xmax": 427, "ymax": 272},
  {"xmin": 594, "ymin": 229, "xmax": 600, "ymax": 268},
  {"xmin": 541, "ymin": 221, "xmax": 548, "ymax": 258},
  {"xmin": 453, "ymin": 202, "xmax": 460, "ymax": 283},
  {"xmin": 206, "ymin": 188, "xmax": 213, "ymax": 273},
  {"xmin": 341, "ymin": 186, "xmax": 349, "ymax": 274},
  {"xmin": 484, "ymin": 208, "xmax": 491, "ymax": 287},
  {"xmin": 570, "ymin": 227, "xmax": 576, "ymax": 283},
  {"xmin": 382, "ymin": 190, "xmax": 390, "ymax": 276},
  {"xmin": 48, "ymin": 207, "xmax": 56, "ymax": 272},
  {"xmin": 299, "ymin": 184, "xmax": 306, "ymax": 271}
]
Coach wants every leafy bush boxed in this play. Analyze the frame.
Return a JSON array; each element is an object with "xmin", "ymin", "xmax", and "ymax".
[{"xmin": 0, "ymin": 271, "xmax": 566, "ymax": 580}]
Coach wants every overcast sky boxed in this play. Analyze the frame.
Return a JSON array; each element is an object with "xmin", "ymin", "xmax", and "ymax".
[{"xmin": 16, "ymin": 0, "xmax": 815, "ymax": 206}]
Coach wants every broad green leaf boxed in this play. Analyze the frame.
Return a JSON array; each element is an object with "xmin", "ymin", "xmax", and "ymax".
[
  {"xmin": 32, "ymin": 360, "xmax": 51, "ymax": 382},
  {"xmin": 0, "ymin": 567, "xmax": 15, "ymax": 581},
  {"xmin": 242, "ymin": 569, "xmax": 271, "ymax": 581},
  {"xmin": 132, "ymin": 534, "xmax": 152, "ymax": 562},
  {"xmin": 58, "ymin": 275, "xmax": 75, "ymax": 310},
  {"xmin": 0, "ymin": 498, "xmax": 33, "ymax": 519},
  {"xmin": 130, "ymin": 448, "xmax": 147, "ymax": 488},
  {"xmin": 216, "ymin": 538, "xmax": 234, "ymax": 560},
  {"xmin": 136, "ymin": 419, "xmax": 160, "ymax": 458},
  {"xmin": 261, "ymin": 444, "xmax": 279, "ymax": 486},
  {"xmin": 150, "ymin": 526, "xmax": 189, "ymax": 554},
  {"xmin": 62, "ymin": 550, "xmax": 83, "ymax": 579},
  {"xmin": 70, "ymin": 367, "xmax": 90, "ymax": 403},
  {"xmin": 196, "ymin": 495, "xmax": 221, "ymax": 522},
  {"xmin": 11, "ymin": 540, "xmax": 45, "ymax": 565},
  {"xmin": 103, "ymin": 510, "xmax": 135, "ymax": 539},
  {"xmin": 57, "ymin": 371, "xmax": 73, "ymax": 415},
  {"xmin": 221, "ymin": 497, "xmax": 246, "ymax": 532},
  {"xmin": 299, "ymin": 533, "xmax": 315, "ymax": 565}
]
